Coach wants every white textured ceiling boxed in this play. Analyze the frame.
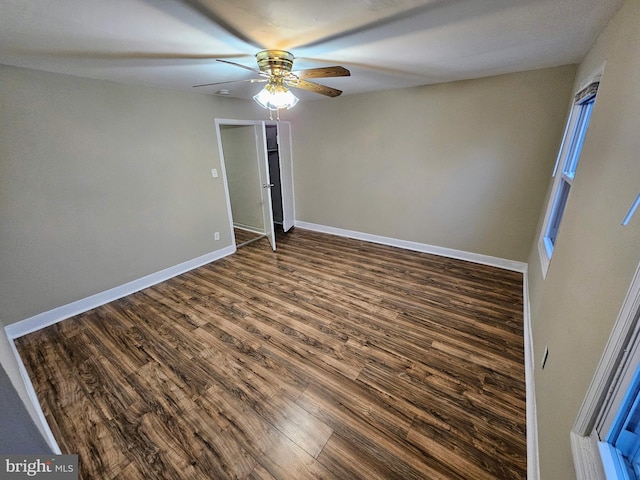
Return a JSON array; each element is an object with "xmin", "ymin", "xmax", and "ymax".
[{"xmin": 0, "ymin": 0, "xmax": 624, "ymax": 102}]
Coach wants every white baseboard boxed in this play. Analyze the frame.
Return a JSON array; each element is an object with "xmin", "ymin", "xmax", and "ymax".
[
  {"xmin": 5, "ymin": 245, "xmax": 236, "ymax": 340},
  {"xmin": 523, "ymin": 271, "xmax": 540, "ymax": 480},
  {"xmin": 296, "ymin": 221, "xmax": 536, "ymax": 476},
  {"xmin": 294, "ymin": 221, "xmax": 528, "ymax": 273},
  {"xmin": 6, "ymin": 337, "xmax": 62, "ymax": 454},
  {"xmin": 233, "ymin": 223, "xmax": 265, "ymax": 235},
  {"xmin": 6, "ymin": 224, "xmax": 534, "ymax": 464}
]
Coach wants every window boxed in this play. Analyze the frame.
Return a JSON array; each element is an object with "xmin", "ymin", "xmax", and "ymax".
[
  {"xmin": 599, "ymin": 362, "xmax": 640, "ymax": 480},
  {"xmin": 570, "ymin": 259, "xmax": 640, "ymax": 479},
  {"xmin": 538, "ymin": 81, "xmax": 599, "ymax": 277}
]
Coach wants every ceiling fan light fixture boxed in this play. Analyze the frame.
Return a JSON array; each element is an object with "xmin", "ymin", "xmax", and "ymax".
[
  {"xmin": 253, "ymin": 81, "xmax": 299, "ymax": 111},
  {"xmin": 195, "ymin": 49, "xmax": 347, "ymax": 107}
]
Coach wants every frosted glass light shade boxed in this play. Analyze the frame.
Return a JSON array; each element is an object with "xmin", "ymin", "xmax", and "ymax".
[{"xmin": 253, "ymin": 83, "xmax": 299, "ymax": 110}]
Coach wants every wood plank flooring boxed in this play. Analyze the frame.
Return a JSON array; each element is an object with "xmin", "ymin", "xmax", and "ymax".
[
  {"xmin": 16, "ymin": 229, "xmax": 526, "ymax": 479},
  {"xmin": 234, "ymin": 228, "xmax": 265, "ymax": 247}
]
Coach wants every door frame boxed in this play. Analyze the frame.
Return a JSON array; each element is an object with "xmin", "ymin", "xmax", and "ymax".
[
  {"xmin": 215, "ymin": 119, "xmax": 257, "ymax": 251},
  {"xmin": 216, "ymin": 118, "xmax": 296, "ymax": 250},
  {"xmin": 255, "ymin": 121, "xmax": 275, "ymax": 250},
  {"xmin": 264, "ymin": 120, "xmax": 295, "ymax": 232}
]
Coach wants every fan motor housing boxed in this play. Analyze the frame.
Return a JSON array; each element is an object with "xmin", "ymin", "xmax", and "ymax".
[{"xmin": 256, "ymin": 50, "xmax": 294, "ymax": 76}]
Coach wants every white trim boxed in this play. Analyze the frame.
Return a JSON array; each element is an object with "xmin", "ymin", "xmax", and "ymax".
[
  {"xmin": 577, "ymin": 62, "xmax": 606, "ymax": 95},
  {"xmin": 5, "ymin": 335, "xmax": 61, "ymax": 454},
  {"xmin": 294, "ymin": 221, "xmax": 528, "ymax": 273},
  {"xmin": 571, "ymin": 431, "xmax": 607, "ymax": 480},
  {"xmin": 536, "ymin": 97, "xmax": 580, "ymax": 280},
  {"xmin": 573, "ymin": 263, "xmax": 640, "ymax": 435},
  {"xmin": 214, "ymin": 118, "xmax": 254, "ymax": 252},
  {"xmin": 5, "ymin": 245, "xmax": 236, "ymax": 340},
  {"xmin": 537, "ymin": 239, "xmax": 551, "ymax": 279},
  {"xmin": 233, "ymin": 223, "xmax": 265, "ymax": 235},
  {"xmin": 7, "ymin": 219, "xmax": 533, "ymax": 460},
  {"xmin": 570, "ymin": 260, "xmax": 640, "ymax": 479},
  {"xmin": 299, "ymin": 220, "xmax": 536, "ymax": 473},
  {"xmin": 523, "ymin": 270, "xmax": 540, "ymax": 480},
  {"xmin": 551, "ymin": 104, "xmax": 574, "ymax": 178},
  {"xmin": 256, "ymin": 121, "xmax": 276, "ymax": 251},
  {"xmin": 266, "ymin": 120, "xmax": 296, "ymax": 232},
  {"xmin": 537, "ymin": 63, "xmax": 606, "ymax": 280}
]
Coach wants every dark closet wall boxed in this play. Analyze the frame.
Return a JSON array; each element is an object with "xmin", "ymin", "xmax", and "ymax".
[{"xmin": 0, "ymin": 365, "xmax": 51, "ymax": 453}]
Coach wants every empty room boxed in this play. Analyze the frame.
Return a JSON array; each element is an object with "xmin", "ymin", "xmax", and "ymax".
[{"xmin": 1, "ymin": 1, "xmax": 639, "ymax": 479}]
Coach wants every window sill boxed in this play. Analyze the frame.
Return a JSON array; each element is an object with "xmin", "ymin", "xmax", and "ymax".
[
  {"xmin": 538, "ymin": 238, "xmax": 551, "ymax": 279},
  {"xmin": 571, "ymin": 431, "xmax": 607, "ymax": 480}
]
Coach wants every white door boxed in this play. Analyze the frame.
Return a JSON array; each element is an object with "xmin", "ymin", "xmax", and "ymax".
[
  {"xmin": 276, "ymin": 121, "xmax": 295, "ymax": 232},
  {"xmin": 256, "ymin": 122, "xmax": 276, "ymax": 250}
]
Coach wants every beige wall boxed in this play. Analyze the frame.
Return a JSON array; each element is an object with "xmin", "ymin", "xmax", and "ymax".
[
  {"xmin": 0, "ymin": 65, "xmax": 260, "ymax": 327},
  {"xmin": 0, "ymin": 65, "xmax": 262, "ymax": 438},
  {"xmin": 5, "ymin": 13, "xmax": 636, "ymax": 469},
  {"xmin": 289, "ymin": 65, "xmax": 576, "ymax": 262},
  {"xmin": 220, "ymin": 125, "xmax": 265, "ymax": 231},
  {"xmin": 527, "ymin": 0, "xmax": 640, "ymax": 477}
]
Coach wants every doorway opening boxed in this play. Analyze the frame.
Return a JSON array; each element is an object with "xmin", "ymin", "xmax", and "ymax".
[
  {"xmin": 215, "ymin": 119, "xmax": 295, "ymax": 252},
  {"xmin": 266, "ymin": 125, "xmax": 284, "ymax": 233}
]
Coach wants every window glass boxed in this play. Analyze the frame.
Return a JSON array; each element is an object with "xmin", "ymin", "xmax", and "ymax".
[{"xmin": 538, "ymin": 82, "xmax": 598, "ymax": 274}]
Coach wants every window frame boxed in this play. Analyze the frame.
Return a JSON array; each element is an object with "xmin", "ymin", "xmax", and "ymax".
[
  {"xmin": 537, "ymin": 81, "xmax": 599, "ymax": 278},
  {"xmin": 599, "ymin": 362, "xmax": 640, "ymax": 480}
]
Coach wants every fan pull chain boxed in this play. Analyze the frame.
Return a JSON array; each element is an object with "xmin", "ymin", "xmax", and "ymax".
[{"xmin": 268, "ymin": 109, "xmax": 281, "ymax": 121}]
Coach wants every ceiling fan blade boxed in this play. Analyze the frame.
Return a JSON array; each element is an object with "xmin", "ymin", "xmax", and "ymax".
[
  {"xmin": 5, "ymin": 48, "xmax": 252, "ymax": 64},
  {"xmin": 293, "ymin": 66, "xmax": 351, "ymax": 79},
  {"xmin": 290, "ymin": 79, "xmax": 343, "ymax": 98},
  {"xmin": 193, "ymin": 78, "xmax": 266, "ymax": 88},
  {"xmin": 216, "ymin": 58, "xmax": 265, "ymax": 76},
  {"xmin": 156, "ymin": 0, "xmax": 263, "ymax": 50}
]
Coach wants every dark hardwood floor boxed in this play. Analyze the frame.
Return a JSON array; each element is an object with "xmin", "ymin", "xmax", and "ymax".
[
  {"xmin": 234, "ymin": 228, "xmax": 265, "ymax": 247},
  {"xmin": 16, "ymin": 229, "xmax": 526, "ymax": 479}
]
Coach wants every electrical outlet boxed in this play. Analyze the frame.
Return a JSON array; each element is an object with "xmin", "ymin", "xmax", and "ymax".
[
  {"xmin": 211, "ymin": 168, "xmax": 218, "ymax": 178},
  {"xmin": 214, "ymin": 232, "xmax": 220, "ymax": 241},
  {"xmin": 541, "ymin": 345, "xmax": 549, "ymax": 369}
]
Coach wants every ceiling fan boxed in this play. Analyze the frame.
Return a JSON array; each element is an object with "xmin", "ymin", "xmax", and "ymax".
[{"xmin": 193, "ymin": 49, "xmax": 350, "ymax": 111}]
